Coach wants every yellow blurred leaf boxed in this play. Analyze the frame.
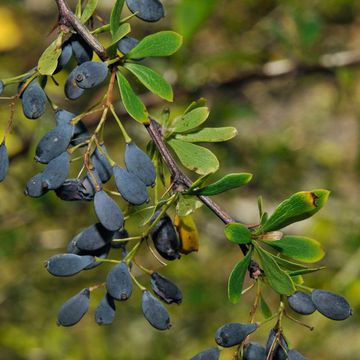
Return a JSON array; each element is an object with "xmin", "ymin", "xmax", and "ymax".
[
  {"xmin": 174, "ymin": 214, "xmax": 200, "ymax": 254},
  {"xmin": 0, "ymin": 8, "xmax": 22, "ymax": 51}
]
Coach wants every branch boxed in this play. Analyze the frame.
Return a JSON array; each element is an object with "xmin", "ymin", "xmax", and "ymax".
[{"xmin": 54, "ymin": 0, "xmax": 261, "ymax": 276}]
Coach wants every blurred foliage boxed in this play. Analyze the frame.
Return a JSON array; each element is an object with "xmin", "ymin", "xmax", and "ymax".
[{"xmin": 0, "ymin": 0, "xmax": 360, "ymax": 359}]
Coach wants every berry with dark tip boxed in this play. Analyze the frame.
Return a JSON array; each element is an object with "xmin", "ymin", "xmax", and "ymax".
[
  {"xmin": 150, "ymin": 272, "xmax": 182, "ymax": 304},
  {"xmin": 41, "ymin": 152, "xmax": 70, "ymax": 190},
  {"xmin": 95, "ymin": 293, "xmax": 116, "ymax": 325},
  {"xmin": 311, "ymin": 289, "xmax": 352, "ymax": 321},
  {"xmin": 106, "ymin": 261, "xmax": 133, "ymax": 301},
  {"xmin": 74, "ymin": 61, "xmax": 108, "ymax": 89},
  {"xmin": 288, "ymin": 291, "xmax": 316, "ymax": 315},
  {"xmin": 215, "ymin": 323, "xmax": 258, "ymax": 348},
  {"xmin": 191, "ymin": 348, "xmax": 220, "ymax": 360},
  {"xmin": 141, "ymin": 290, "xmax": 171, "ymax": 330},
  {"xmin": 45, "ymin": 254, "xmax": 94, "ymax": 277},
  {"xmin": 57, "ymin": 288, "xmax": 90, "ymax": 327}
]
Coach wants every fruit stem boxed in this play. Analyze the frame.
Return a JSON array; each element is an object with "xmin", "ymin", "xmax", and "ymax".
[
  {"xmin": 110, "ymin": 104, "xmax": 132, "ymax": 143},
  {"xmin": 129, "ymin": 271, "xmax": 146, "ymax": 292}
]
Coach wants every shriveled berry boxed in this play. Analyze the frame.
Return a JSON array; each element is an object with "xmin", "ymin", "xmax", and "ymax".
[
  {"xmin": 94, "ymin": 190, "xmax": 124, "ymax": 231},
  {"xmin": 243, "ymin": 342, "xmax": 266, "ymax": 360},
  {"xmin": 106, "ymin": 261, "xmax": 133, "ymax": 301},
  {"xmin": 311, "ymin": 289, "xmax": 352, "ymax": 321},
  {"xmin": 191, "ymin": 348, "xmax": 220, "ymax": 360},
  {"xmin": 55, "ymin": 178, "xmax": 94, "ymax": 201},
  {"xmin": 141, "ymin": 290, "xmax": 171, "ymax": 330},
  {"xmin": 57, "ymin": 288, "xmax": 90, "ymax": 327},
  {"xmin": 45, "ymin": 254, "xmax": 94, "ymax": 277},
  {"xmin": 150, "ymin": 272, "xmax": 182, "ymax": 304},
  {"xmin": 113, "ymin": 166, "xmax": 149, "ymax": 205},
  {"xmin": 125, "ymin": 142, "xmax": 156, "ymax": 186},
  {"xmin": 95, "ymin": 293, "xmax": 116, "ymax": 325},
  {"xmin": 288, "ymin": 291, "xmax": 316, "ymax": 315},
  {"xmin": 126, "ymin": 0, "xmax": 164, "ymax": 22},
  {"xmin": 215, "ymin": 323, "xmax": 258, "ymax": 347}
]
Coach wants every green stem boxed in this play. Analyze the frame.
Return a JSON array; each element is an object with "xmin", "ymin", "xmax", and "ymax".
[
  {"xmin": 95, "ymin": 257, "xmax": 120, "ymax": 264},
  {"xmin": 129, "ymin": 271, "xmax": 146, "ymax": 292},
  {"xmin": 110, "ymin": 105, "xmax": 132, "ymax": 143},
  {"xmin": 112, "ymin": 236, "xmax": 143, "ymax": 243}
]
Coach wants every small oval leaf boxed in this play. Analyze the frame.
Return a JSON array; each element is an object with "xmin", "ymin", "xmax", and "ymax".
[
  {"xmin": 175, "ymin": 127, "xmax": 237, "ymax": 143},
  {"xmin": 173, "ymin": 107, "xmax": 209, "ymax": 133},
  {"xmin": 224, "ymin": 223, "xmax": 252, "ymax": 245}
]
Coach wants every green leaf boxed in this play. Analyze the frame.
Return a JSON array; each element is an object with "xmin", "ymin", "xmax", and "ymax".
[
  {"xmin": 116, "ymin": 71, "xmax": 148, "ymax": 123},
  {"xmin": 38, "ymin": 36, "xmax": 63, "ymax": 76},
  {"xmin": 124, "ymin": 63, "xmax": 173, "ymax": 101},
  {"xmin": 188, "ymin": 173, "xmax": 252, "ymax": 196},
  {"xmin": 184, "ymin": 98, "xmax": 208, "ymax": 114},
  {"xmin": 267, "ymin": 252, "xmax": 308, "ymax": 271},
  {"xmin": 224, "ymin": 223, "xmax": 252, "ymax": 245},
  {"xmin": 228, "ymin": 249, "xmax": 252, "ymax": 304},
  {"xmin": 175, "ymin": 127, "xmax": 237, "ymax": 143},
  {"xmin": 173, "ymin": 107, "xmax": 209, "ymax": 133},
  {"xmin": 80, "ymin": 0, "xmax": 98, "ymax": 23},
  {"xmin": 255, "ymin": 244, "xmax": 295, "ymax": 296},
  {"xmin": 176, "ymin": 195, "xmax": 203, "ymax": 216},
  {"xmin": 260, "ymin": 189, "xmax": 330, "ymax": 233},
  {"xmin": 168, "ymin": 139, "xmax": 219, "ymax": 175},
  {"xmin": 291, "ymin": 275, "xmax": 304, "ymax": 285},
  {"xmin": 127, "ymin": 31, "xmax": 183, "ymax": 59},
  {"xmin": 174, "ymin": 0, "xmax": 216, "ymax": 42},
  {"xmin": 110, "ymin": 23, "xmax": 131, "ymax": 46},
  {"xmin": 260, "ymin": 296, "xmax": 272, "ymax": 318},
  {"xmin": 262, "ymin": 236, "xmax": 325, "ymax": 263},
  {"xmin": 110, "ymin": 0, "xmax": 125, "ymax": 36},
  {"xmin": 288, "ymin": 266, "xmax": 326, "ymax": 277}
]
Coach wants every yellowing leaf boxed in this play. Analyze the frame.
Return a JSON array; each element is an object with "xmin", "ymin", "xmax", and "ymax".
[{"xmin": 174, "ymin": 215, "xmax": 200, "ymax": 254}]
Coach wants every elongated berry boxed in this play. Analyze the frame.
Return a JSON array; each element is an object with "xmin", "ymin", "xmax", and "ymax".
[
  {"xmin": 25, "ymin": 173, "xmax": 47, "ymax": 198},
  {"xmin": 21, "ymin": 80, "xmax": 46, "ymax": 119},
  {"xmin": 42, "ymin": 152, "xmax": 70, "ymax": 190},
  {"xmin": 106, "ymin": 262, "xmax": 133, "ymax": 301},
  {"xmin": 266, "ymin": 329, "xmax": 288, "ymax": 360},
  {"xmin": 45, "ymin": 254, "xmax": 94, "ymax": 277},
  {"xmin": 73, "ymin": 223, "xmax": 114, "ymax": 252},
  {"xmin": 311, "ymin": 289, "xmax": 352, "ymax": 321},
  {"xmin": 150, "ymin": 272, "xmax": 182, "ymax": 304},
  {"xmin": 91, "ymin": 145, "xmax": 113, "ymax": 183},
  {"xmin": 57, "ymin": 288, "xmax": 90, "ymax": 327},
  {"xmin": 113, "ymin": 166, "xmax": 149, "ymax": 205},
  {"xmin": 243, "ymin": 342, "xmax": 266, "ymax": 360},
  {"xmin": 74, "ymin": 61, "xmax": 108, "ymax": 89},
  {"xmin": 288, "ymin": 291, "xmax": 316, "ymax": 315},
  {"xmin": 71, "ymin": 120, "xmax": 89, "ymax": 146},
  {"xmin": 126, "ymin": 0, "xmax": 164, "ymax": 22},
  {"xmin": 141, "ymin": 290, "xmax": 171, "ymax": 330},
  {"xmin": 94, "ymin": 190, "xmax": 124, "ymax": 231},
  {"xmin": 215, "ymin": 323, "xmax": 258, "ymax": 347},
  {"xmin": 70, "ymin": 34, "xmax": 93, "ymax": 64},
  {"xmin": 117, "ymin": 36, "xmax": 139, "ymax": 55},
  {"xmin": 95, "ymin": 293, "xmax": 116, "ymax": 325},
  {"xmin": 55, "ymin": 108, "xmax": 75, "ymax": 125},
  {"xmin": 65, "ymin": 66, "xmax": 85, "ymax": 100},
  {"xmin": 125, "ymin": 142, "xmax": 156, "ymax": 186},
  {"xmin": 54, "ymin": 40, "xmax": 73, "ymax": 74},
  {"xmin": 35, "ymin": 124, "xmax": 74, "ymax": 164},
  {"xmin": 191, "ymin": 348, "xmax": 220, "ymax": 360},
  {"xmin": 0, "ymin": 142, "xmax": 9, "ymax": 182}
]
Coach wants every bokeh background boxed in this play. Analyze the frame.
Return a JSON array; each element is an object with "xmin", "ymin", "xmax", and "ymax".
[{"xmin": 0, "ymin": 0, "xmax": 359, "ymax": 359}]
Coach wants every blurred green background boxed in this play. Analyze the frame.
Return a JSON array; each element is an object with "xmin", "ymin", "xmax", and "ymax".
[{"xmin": 0, "ymin": 0, "xmax": 359, "ymax": 359}]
